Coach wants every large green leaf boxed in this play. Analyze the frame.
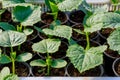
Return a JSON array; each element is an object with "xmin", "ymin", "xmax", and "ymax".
[
  {"xmin": 0, "ymin": 22, "xmax": 16, "ymax": 30},
  {"xmin": 32, "ymin": 39, "xmax": 61, "ymax": 54},
  {"xmin": 57, "ymin": 0, "xmax": 83, "ymax": 11},
  {"xmin": 85, "ymin": 12, "xmax": 120, "ymax": 33},
  {"xmin": 12, "ymin": 5, "xmax": 41, "ymax": 26},
  {"xmin": 16, "ymin": 52, "xmax": 32, "ymax": 62},
  {"xmin": 67, "ymin": 44, "xmax": 107, "ymax": 73},
  {"xmin": 0, "ymin": 54, "xmax": 11, "ymax": 64},
  {"xmin": 0, "ymin": 30, "xmax": 27, "ymax": 47},
  {"xmin": 0, "ymin": 67, "xmax": 10, "ymax": 80},
  {"xmin": 107, "ymin": 28, "xmax": 120, "ymax": 54},
  {"xmin": 23, "ymin": 28, "xmax": 33, "ymax": 35},
  {"xmin": 30, "ymin": 59, "xmax": 46, "ymax": 67},
  {"xmin": 1, "ymin": 0, "xmax": 30, "ymax": 8},
  {"xmin": 51, "ymin": 59, "xmax": 67, "ymax": 68},
  {"xmin": 42, "ymin": 25, "xmax": 72, "ymax": 40}
]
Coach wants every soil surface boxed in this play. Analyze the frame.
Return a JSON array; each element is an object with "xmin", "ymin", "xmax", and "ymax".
[
  {"xmin": 67, "ymin": 64, "xmax": 101, "ymax": 76},
  {"xmin": 32, "ymin": 66, "xmax": 65, "ymax": 76},
  {"xmin": 1, "ymin": 10, "xmax": 11, "ymax": 22},
  {"xmin": 0, "ymin": 62, "xmax": 29, "ymax": 77},
  {"xmin": 69, "ymin": 10, "xmax": 85, "ymax": 23},
  {"xmin": 115, "ymin": 62, "xmax": 120, "ymax": 75}
]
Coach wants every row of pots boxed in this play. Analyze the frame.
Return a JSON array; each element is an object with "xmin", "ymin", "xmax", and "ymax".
[{"xmin": 0, "ymin": 9, "xmax": 120, "ymax": 77}]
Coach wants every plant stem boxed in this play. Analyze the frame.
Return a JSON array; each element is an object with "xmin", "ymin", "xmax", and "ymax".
[
  {"xmin": 54, "ymin": 12, "xmax": 58, "ymax": 21},
  {"xmin": 12, "ymin": 58, "xmax": 15, "ymax": 74},
  {"xmin": 11, "ymin": 47, "xmax": 13, "ymax": 53},
  {"xmin": 114, "ymin": 5, "xmax": 117, "ymax": 11},
  {"xmin": 85, "ymin": 32, "xmax": 90, "ymax": 51},
  {"xmin": 46, "ymin": 53, "xmax": 51, "ymax": 76},
  {"xmin": 18, "ymin": 45, "xmax": 21, "ymax": 51}
]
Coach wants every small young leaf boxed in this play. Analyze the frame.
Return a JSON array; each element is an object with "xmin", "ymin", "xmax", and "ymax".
[
  {"xmin": 51, "ymin": 59, "xmax": 67, "ymax": 68},
  {"xmin": 0, "ymin": 54, "xmax": 11, "ymax": 64},
  {"xmin": 32, "ymin": 39, "xmax": 61, "ymax": 54},
  {"xmin": 30, "ymin": 59, "xmax": 46, "ymax": 67},
  {"xmin": 34, "ymin": 26, "xmax": 44, "ymax": 33},
  {"xmin": 42, "ymin": 25, "xmax": 72, "ymax": 40},
  {"xmin": 0, "ymin": 30, "xmax": 27, "ymax": 47},
  {"xmin": 73, "ymin": 28, "xmax": 85, "ymax": 35},
  {"xmin": 0, "ymin": 9, "xmax": 5, "ymax": 15},
  {"xmin": 16, "ymin": 52, "xmax": 32, "ymax": 62},
  {"xmin": 107, "ymin": 27, "xmax": 120, "ymax": 54},
  {"xmin": 0, "ymin": 67, "xmax": 10, "ymax": 80},
  {"xmin": 23, "ymin": 28, "xmax": 33, "ymax": 35},
  {"xmin": 0, "ymin": 22, "xmax": 16, "ymax": 31},
  {"xmin": 67, "ymin": 44, "xmax": 107, "ymax": 73},
  {"xmin": 68, "ymin": 38, "xmax": 77, "ymax": 46}
]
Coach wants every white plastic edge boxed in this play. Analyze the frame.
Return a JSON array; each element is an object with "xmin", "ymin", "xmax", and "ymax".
[{"xmin": 86, "ymin": 0, "xmax": 110, "ymax": 4}]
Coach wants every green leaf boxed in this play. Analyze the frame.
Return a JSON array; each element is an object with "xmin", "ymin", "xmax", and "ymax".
[
  {"xmin": 12, "ymin": 6, "xmax": 33, "ymax": 22},
  {"xmin": 12, "ymin": 5, "xmax": 41, "ymax": 26},
  {"xmin": 1, "ymin": 0, "xmax": 31, "ymax": 8},
  {"xmin": 57, "ymin": 0, "xmax": 83, "ymax": 11},
  {"xmin": 51, "ymin": 59, "xmax": 67, "ymax": 68},
  {"xmin": 49, "ymin": 1, "xmax": 58, "ymax": 13},
  {"xmin": 67, "ymin": 45, "xmax": 107, "ymax": 73},
  {"xmin": 85, "ymin": 12, "xmax": 120, "ymax": 33},
  {"xmin": 0, "ymin": 22, "xmax": 16, "ymax": 31},
  {"xmin": 23, "ymin": 28, "xmax": 33, "ymax": 35},
  {"xmin": 34, "ymin": 26, "xmax": 44, "ymax": 33},
  {"xmin": 43, "ymin": 25, "xmax": 72, "ymax": 40},
  {"xmin": 32, "ymin": 39, "xmax": 61, "ymax": 54},
  {"xmin": 0, "ymin": 9, "xmax": 5, "ymax": 15},
  {"xmin": 0, "ymin": 30, "xmax": 27, "ymax": 47},
  {"xmin": 4, "ymin": 74, "xmax": 19, "ymax": 80},
  {"xmin": 30, "ymin": 59, "xmax": 46, "ymax": 67},
  {"xmin": 107, "ymin": 28, "xmax": 120, "ymax": 54},
  {"xmin": 16, "ymin": 52, "xmax": 32, "ymax": 62},
  {"xmin": 73, "ymin": 28, "xmax": 85, "ymax": 35},
  {"xmin": 0, "ymin": 54, "xmax": 11, "ymax": 64},
  {"xmin": 0, "ymin": 67, "xmax": 10, "ymax": 80}
]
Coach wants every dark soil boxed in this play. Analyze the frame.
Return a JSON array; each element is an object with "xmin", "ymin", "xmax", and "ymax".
[
  {"xmin": 100, "ymin": 28, "xmax": 115, "ymax": 38},
  {"xmin": 0, "ymin": 62, "xmax": 29, "ymax": 77},
  {"xmin": 77, "ymin": 40, "xmax": 99, "ymax": 49},
  {"xmin": 115, "ymin": 62, "xmax": 120, "ymax": 75},
  {"xmin": 32, "ymin": 66, "xmax": 65, "ymax": 76},
  {"xmin": 105, "ymin": 49, "xmax": 120, "ymax": 59},
  {"xmin": 41, "ymin": 11, "xmax": 68, "ymax": 24},
  {"xmin": 67, "ymin": 64, "xmax": 101, "ymax": 76},
  {"xmin": 72, "ymin": 24, "xmax": 98, "ymax": 41},
  {"xmin": 69, "ymin": 10, "xmax": 85, "ymax": 23},
  {"xmin": 1, "ymin": 10, "xmax": 11, "ymax": 22}
]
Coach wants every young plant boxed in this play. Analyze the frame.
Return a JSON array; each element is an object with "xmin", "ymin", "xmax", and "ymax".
[
  {"xmin": 45, "ymin": 0, "xmax": 64, "ymax": 21},
  {"xmin": 0, "ymin": 30, "xmax": 32, "ymax": 74},
  {"xmin": 30, "ymin": 39, "xmax": 67, "ymax": 76},
  {"xmin": 0, "ymin": 67, "xmax": 19, "ymax": 80}
]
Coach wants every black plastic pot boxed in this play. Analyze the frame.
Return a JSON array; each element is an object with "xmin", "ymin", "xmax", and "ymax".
[
  {"xmin": 65, "ymin": 63, "xmax": 104, "ymax": 76},
  {"xmin": 41, "ymin": 11, "xmax": 68, "ymax": 25},
  {"xmin": 69, "ymin": 10, "xmax": 85, "ymax": 25},
  {"xmin": 112, "ymin": 58, "xmax": 120, "ymax": 76}
]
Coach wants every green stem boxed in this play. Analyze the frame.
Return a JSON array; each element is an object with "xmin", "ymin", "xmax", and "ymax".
[
  {"xmin": 114, "ymin": 5, "xmax": 117, "ymax": 11},
  {"xmin": 85, "ymin": 32, "xmax": 90, "ymax": 51},
  {"xmin": 11, "ymin": 47, "xmax": 13, "ymax": 53},
  {"xmin": 12, "ymin": 58, "xmax": 15, "ymax": 74},
  {"xmin": 18, "ymin": 45, "xmax": 21, "ymax": 51},
  {"xmin": 54, "ymin": 12, "xmax": 58, "ymax": 21},
  {"xmin": 46, "ymin": 53, "xmax": 51, "ymax": 76}
]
